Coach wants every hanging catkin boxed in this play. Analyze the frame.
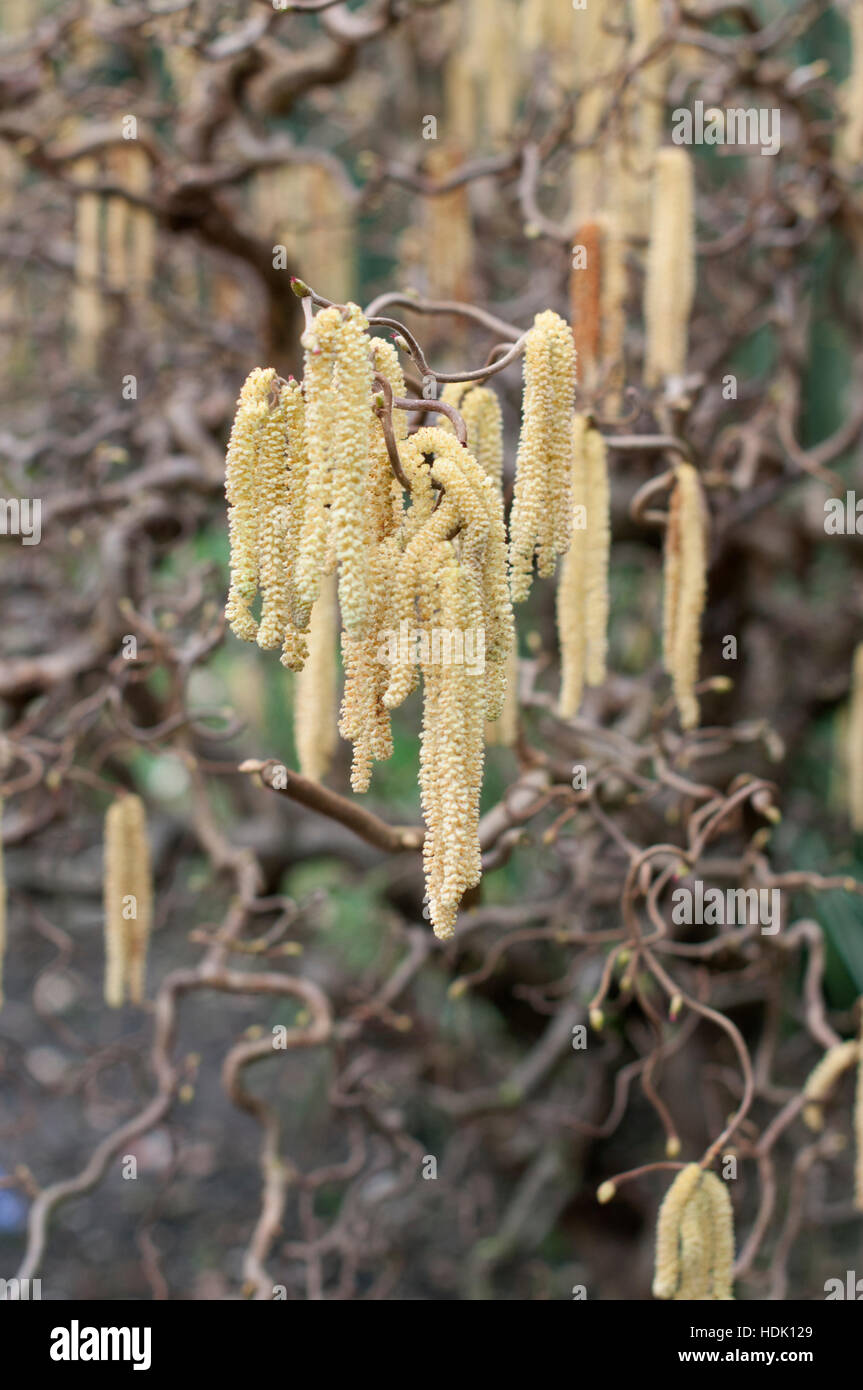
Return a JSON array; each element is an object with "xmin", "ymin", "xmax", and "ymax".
[
  {"xmin": 296, "ymin": 304, "xmax": 373, "ymax": 633},
  {"xmin": 224, "ymin": 367, "xmax": 278, "ymax": 645},
  {"xmin": 855, "ymin": 1005, "xmax": 863, "ymax": 1212},
  {"xmin": 103, "ymin": 794, "xmax": 152, "ymax": 1008},
  {"xmin": 509, "ymin": 310, "xmax": 577, "ymax": 601},
  {"xmin": 71, "ymin": 154, "xmax": 104, "ymax": 371},
  {"xmin": 422, "ymin": 148, "xmax": 475, "ymax": 304},
  {"xmin": 643, "ymin": 148, "xmax": 695, "ymax": 387},
  {"xmin": 847, "ymin": 644, "xmax": 863, "ymax": 831},
  {"xmin": 836, "ymin": 0, "xmax": 863, "ymax": 171},
  {"xmin": 653, "ymin": 1164, "xmax": 734, "ymax": 1300},
  {"xmin": 557, "ymin": 417, "xmax": 610, "ymax": 716},
  {"xmin": 801, "ymin": 1038, "xmax": 859, "ymax": 1131},
  {"xmin": 0, "ymin": 797, "xmax": 6, "ymax": 1010},
  {"xmin": 663, "ymin": 463, "xmax": 707, "ymax": 731},
  {"xmin": 295, "ymin": 570, "xmax": 338, "ymax": 782}
]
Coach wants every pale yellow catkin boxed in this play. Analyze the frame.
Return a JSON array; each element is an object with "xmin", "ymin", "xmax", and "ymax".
[
  {"xmin": 126, "ymin": 144, "xmax": 155, "ymax": 297},
  {"xmin": 509, "ymin": 311, "xmax": 576, "ymax": 602},
  {"xmin": 557, "ymin": 418, "xmax": 610, "ymax": 716},
  {"xmin": 296, "ymin": 305, "xmax": 373, "ymax": 633},
  {"xmin": 485, "ymin": 640, "xmax": 519, "ymax": 748},
  {"xmin": 103, "ymin": 794, "xmax": 152, "ymax": 1008},
  {"xmin": 627, "ymin": 0, "xmax": 670, "ymax": 236},
  {"xmin": 440, "ymin": 383, "xmax": 516, "ymax": 742},
  {"xmin": 294, "ymin": 570, "xmax": 338, "ymax": 782},
  {"xmin": 802, "ymin": 1038, "xmax": 859, "ymax": 1132},
  {"xmin": 663, "ymin": 463, "xmax": 707, "ymax": 731},
  {"xmin": 700, "ymin": 1171, "xmax": 735, "ymax": 1300},
  {"xmin": 71, "ymin": 155, "xmax": 104, "ymax": 371},
  {"xmin": 836, "ymin": 1, "xmax": 863, "ymax": 171},
  {"xmin": 855, "ymin": 1004, "xmax": 863, "ymax": 1212},
  {"xmin": 224, "ymin": 367, "xmax": 275, "ymax": 644},
  {"xmin": 444, "ymin": 0, "xmax": 518, "ymax": 150},
  {"xmin": 653, "ymin": 1164, "xmax": 735, "ymax": 1300},
  {"xmin": 643, "ymin": 148, "xmax": 695, "ymax": 388},
  {"xmin": 847, "ymin": 644, "xmax": 863, "ymax": 831},
  {"xmin": 653, "ymin": 1163, "xmax": 703, "ymax": 1299},
  {"xmin": 422, "ymin": 148, "xmax": 475, "ymax": 303},
  {"xmin": 419, "ymin": 552, "xmax": 486, "ymax": 940},
  {"xmin": 675, "ymin": 1182, "xmax": 712, "ymax": 1300},
  {"xmin": 0, "ymin": 797, "xmax": 6, "ymax": 1010}
]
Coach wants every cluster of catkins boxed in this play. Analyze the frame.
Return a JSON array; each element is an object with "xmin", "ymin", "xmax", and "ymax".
[
  {"xmin": 224, "ymin": 300, "xmax": 710, "ymax": 938},
  {"xmin": 225, "ymin": 302, "xmax": 554, "ymax": 938}
]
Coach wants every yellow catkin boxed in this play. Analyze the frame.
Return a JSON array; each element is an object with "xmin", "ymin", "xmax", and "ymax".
[
  {"xmin": 440, "ymin": 384, "xmax": 515, "ymax": 740},
  {"xmin": 663, "ymin": 463, "xmax": 707, "ymax": 731},
  {"xmin": 255, "ymin": 380, "xmax": 292, "ymax": 651},
  {"xmin": 440, "ymin": 383, "xmax": 504, "ymax": 489},
  {"xmin": 598, "ymin": 214, "xmax": 628, "ymax": 412},
  {"xmin": 855, "ymin": 1005, "xmax": 863, "ymax": 1212},
  {"xmin": 557, "ymin": 418, "xmax": 610, "ymax": 715},
  {"xmin": 643, "ymin": 148, "xmax": 695, "ymax": 388},
  {"xmin": 847, "ymin": 644, "xmax": 863, "ymax": 831},
  {"xmin": 801, "ymin": 1038, "xmax": 859, "ymax": 1131},
  {"xmin": 509, "ymin": 310, "xmax": 577, "ymax": 601},
  {"xmin": 701, "ymin": 1171, "xmax": 735, "ymax": 1299},
  {"xmin": 0, "ymin": 797, "xmax": 6, "ymax": 1010},
  {"xmin": 340, "ymin": 537, "xmax": 398, "ymax": 792},
  {"xmin": 485, "ymin": 640, "xmax": 519, "ymax": 747},
  {"xmin": 653, "ymin": 1164, "xmax": 735, "ymax": 1300},
  {"xmin": 653, "ymin": 1163, "xmax": 703, "ymax": 1299},
  {"xmin": 126, "ymin": 144, "xmax": 155, "ymax": 297},
  {"xmin": 422, "ymin": 148, "xmax": 475, "ymax": 303},
  {"xmin": 71, "ymin": 155, "xmax": 104, "ymax": 371},
  {"xmin": 295, "ymin": 570, "xmax": 338, "ymax": 782},
  {"xmin": 104, "ymin": 149, "xmax": 129, "ymax": 291},
  {"xmin": 224, "ymin": 368, "xmax": 276, "ymax": 644},
  {"xmin": 628, "ymin": 0, "xmax": 670, "ymax": 236},
  {"xmin": 444, "ymin": 0, "xmax": 518, "ymax": 149},
  {"xmin": 419, "ymin": 552, "xmax": 486, "ymax": 940},
  {"xmin": 377, "ymin": 428, "xmax": 512, "ymax": 936},
  {"xmin": 836, "ymin": 2, "xmax": 863, "ymax": 171},
  {"xmin": 296, "ymin": 305, "xmax": 373, "ymax": 633},
  {"xmin": 675, "ymin": 1182, "xmax": 713, "ymax": 1300},
  {"xmin": 103, "ymin": 794, "xmax": 152, "ymax": 1008}
]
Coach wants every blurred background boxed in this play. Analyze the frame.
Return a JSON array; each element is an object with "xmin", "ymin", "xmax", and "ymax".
[{"xmin": 1, "ymin": 0, "xmax": 863, "ymax": 1301}]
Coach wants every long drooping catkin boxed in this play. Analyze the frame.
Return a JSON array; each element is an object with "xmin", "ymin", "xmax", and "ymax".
[
  {"xmin": 419, "ymin": 553, "xmax": 486, "ymax": 940},
  {"xmin": 855, "ymin": 1006, "xmax": 863, "ymax": 1212},
  {"xmin": 0, "ymin": 798, "xmax": 5, "ymax": 1010},
  {"xmin": 836, "ymin": 1, "xmax": 863, "ymax": 171},
  {"xmin": 653, "ymin": 1163, "xmax": 703, "ymax": 1299},
  {"xmin": 701, "ymin": 1171, "xmax": 735, "ymax": 1299},
  {"xmin": 296, "ymin": 304, "xmax": 372, "ymax": 633},
  {"xmin": 71, "ymin": 155, "xmax": 104, "ymax": 371},
  {"xmin": 295, "ymin": 570, "xmax": 338, "ymax": 783},
  {"xmin": 422, "ymin": 147, "xmax": 475, "ymax": 303},
  {"xmin": 557, "ymin": 418, "xmax": 610, "ymax": 716},
  {"xmin": 509, "ymin": 311, "xmax": 576, "ymax": 601},
  {"xmin": 643, "ymin": 148, "xmax": 695, "ymax": 387},
  {"xmin": 653, "ymin": 1164, "xmax": 735, "ymax": 1300},
  {"xmin": 802, "ymin": 1038, "xmax": 859, "ymax": 1131},
  {"xmin": 103, "ymin": 794, "xmax": 152, "ymax": 1008},
  {"xmin": 663, "ymin": 463, "xmax": 707, "ymax": 731},
  {"xmin": 224, "ymin": 368, "xmax": 274, "ymax": 644},
  {"xmin": 847, "ymin": 644, "xmax": 863, "ymax": 831}
]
